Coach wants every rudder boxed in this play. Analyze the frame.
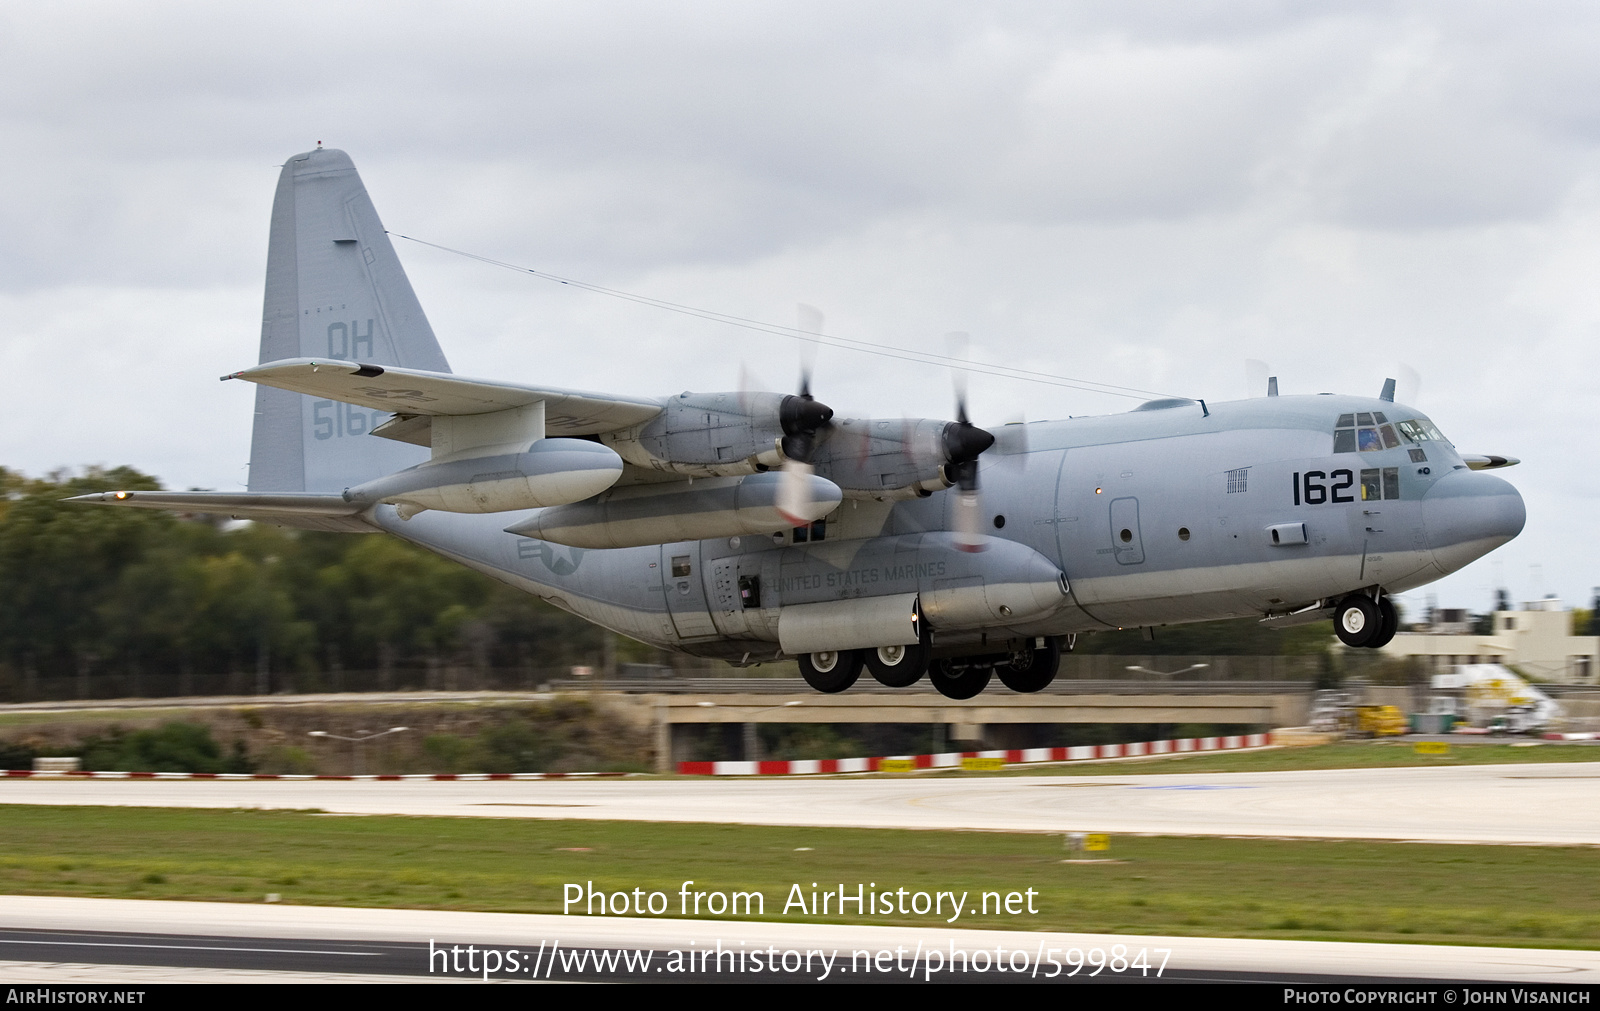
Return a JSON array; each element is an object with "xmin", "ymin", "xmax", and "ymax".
[{"xmin": 248, "ymin": 148, "xmax": 450, "ymax": 493}]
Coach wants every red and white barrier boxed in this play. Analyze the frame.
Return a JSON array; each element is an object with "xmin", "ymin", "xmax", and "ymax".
[
  {"xmin": 1542, "ymin": 732, "xmax": 1599, "ymax": 741},
  {"xmin": 1, "ymin": 769, "xmax": 629, "ymax": 781},
  {"xmin": 677, "ymin": 732, "xmax": 1272, "ymax": 776}
]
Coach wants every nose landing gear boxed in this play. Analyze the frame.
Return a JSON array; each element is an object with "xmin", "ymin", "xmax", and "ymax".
[{"xmin": 1334, "ymin": 593, "xmax": 1398, "ymax": 648}]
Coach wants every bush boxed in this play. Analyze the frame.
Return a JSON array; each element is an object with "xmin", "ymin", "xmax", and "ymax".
[
  {"xmin": 0, "ymin": 739, "xmax": 38, "ymax": 771},
  {"xmin": 78, "ymin": 721, "xmax": 252, "ymax": 773}
]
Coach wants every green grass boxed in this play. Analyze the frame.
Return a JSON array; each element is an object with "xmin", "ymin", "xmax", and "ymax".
[{"xmin": 0, "ymin": 804, "xmax": 1597, "ymax": 949}]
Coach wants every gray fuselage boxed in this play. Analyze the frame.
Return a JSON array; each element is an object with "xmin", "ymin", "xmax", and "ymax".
[{"xmin": 366, "ymin": 393, "xmax": 1525, "ymax": 662}]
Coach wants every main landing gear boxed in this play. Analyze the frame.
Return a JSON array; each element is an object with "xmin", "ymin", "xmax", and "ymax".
[
  {"xmin": 1333, "ymin": 592, "xmax": 1398, "ymax": 649},
  {"xmin": 864, "ymin": 639, "xmax": 931, "ymax": 688},
  {"xmin": 798, "ymin": 637, "xmax": 1062, "ymax": 699},
  {"xmin": 797, "ymin": 649, "xmax": 862, "ymax": 693}
]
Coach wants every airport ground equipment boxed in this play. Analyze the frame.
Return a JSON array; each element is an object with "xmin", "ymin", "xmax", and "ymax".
[{"xmin": 1354, "ymin": 705, "xmax": 1408, "ymax": 737}]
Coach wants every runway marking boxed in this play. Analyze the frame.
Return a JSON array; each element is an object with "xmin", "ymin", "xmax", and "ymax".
[
  {"xmin": 0, "ymin": 938, "xmax": 382, "ymax": 957},
  {"xmin": 1129, "ymin": 785, "xmax": 1256, "ymax": 791},
  {"xmin": 1032, "ymin": 783, "xmax": 1131, "ymax": 788}
]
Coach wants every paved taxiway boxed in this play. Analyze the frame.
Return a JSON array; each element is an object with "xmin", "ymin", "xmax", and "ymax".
[
  {"xmin": 2, "ymin": 896, "xmax": 1598, "ymax": 984},
  {"xmin": 2, "ymin": 762, "xmax": 1598, "ymax": 844}
]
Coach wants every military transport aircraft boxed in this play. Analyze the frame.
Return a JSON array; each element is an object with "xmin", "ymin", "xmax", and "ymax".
[{"xmin": 73, "ymin": 148, "xmax": 1527, "ymax": 699}]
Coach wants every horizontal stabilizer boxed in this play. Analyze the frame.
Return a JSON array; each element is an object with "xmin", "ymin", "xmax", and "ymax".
[
  {"xmin": 67, "ymin": 490, "xmax": 368, "ymax": 532},
  {"xmin": 226, "ymin": 358, "xmax": 662, "ymax": 435}
]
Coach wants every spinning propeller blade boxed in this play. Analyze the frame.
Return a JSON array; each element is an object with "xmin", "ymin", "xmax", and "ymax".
[
  {"xmin": 943, "ymin": 331, "xmax": 995, "ymax": 552},
  {"xmin": 778, "ymin": 304, "xmax": 834, "ymax": 526}
]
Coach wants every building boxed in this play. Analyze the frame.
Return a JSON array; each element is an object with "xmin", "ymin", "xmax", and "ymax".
[{"xmin": 1381, "ymin": 598, "xmax": 1598, "ymax": 683}]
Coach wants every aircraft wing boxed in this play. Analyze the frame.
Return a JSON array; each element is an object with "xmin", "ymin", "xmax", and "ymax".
[
  {"xmin": 65, "ymin": 490, "xmax": 370, "ymax": 532},
  {"xmin": 225, "ymin": 358, "xmax": 663, "ymax": 435}
]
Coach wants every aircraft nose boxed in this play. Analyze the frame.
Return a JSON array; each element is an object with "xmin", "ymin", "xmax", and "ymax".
[{"xmin": 1421, "ymin": 469, "xmax": 1526, "ymax": 576}]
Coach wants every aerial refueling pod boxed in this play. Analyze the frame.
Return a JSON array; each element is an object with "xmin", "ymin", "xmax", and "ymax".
[
  {"xmin": 344, "ymin": 438, "xmax": 623, "ymax": 517},
  {"xmin": 505, "ymin": 471, "xmax": 843, "ymax": 548}
]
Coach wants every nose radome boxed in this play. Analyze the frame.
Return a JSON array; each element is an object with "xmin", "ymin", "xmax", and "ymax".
[{"xmin": 1422, "ymin": 470, "xmax": 1526, "ymax": 576}]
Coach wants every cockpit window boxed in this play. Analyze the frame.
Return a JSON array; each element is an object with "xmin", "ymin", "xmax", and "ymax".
[
  {"xmin": 1396, "ymin": 418, "xmax": 1448, "ymax": 444},
  {"xmin": 1336, "ymin": 414, "xmax": 1448, "ymax": 453}
]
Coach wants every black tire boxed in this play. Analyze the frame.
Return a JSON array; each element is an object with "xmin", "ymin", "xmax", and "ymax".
[
  {"xmin": 864, "ymin": 641, "xmax": 930, "ymax": 688},
  {"xmin": 1367, "ymin": 597, "xmax": 1399, "ymax": 649},
  {"xmin": 1334, "ymin": 595, "xmax": 1380, "ymax": 648},
  {"xmin": 798, "ymin": 650, "xmax": 863, "ymax": 693},
  {"xmin": 928, "ymin": 658, "xmax": 992, "ymax": 700},
  {"xmin": 997, "ymin": 637, "xmax": 1061, "ymax": 693}
]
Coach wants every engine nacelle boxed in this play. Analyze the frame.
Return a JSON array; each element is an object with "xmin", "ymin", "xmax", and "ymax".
[
  {"xmin": 809, "ymin": 418, "xmax": 953, "ymax": 498},
  {"xmin": 345, "ymin": 438, "xmax": 622, "ymax": 515},
  {"xmin": 602, "ymin": 390, "xmax": 971, "ymax": 499},
  {"xmin": 602, "ymin": 391, "xmax": 793, "ymax": 477},
  {"xmin": 506, "ymin": 471, "xmax": 842, "ymax": 548}
]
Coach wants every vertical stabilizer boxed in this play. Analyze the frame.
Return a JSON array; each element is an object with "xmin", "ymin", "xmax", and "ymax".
[{"xmin": 248, "ymin": 148, "xmax": 451, "ymax": 493}]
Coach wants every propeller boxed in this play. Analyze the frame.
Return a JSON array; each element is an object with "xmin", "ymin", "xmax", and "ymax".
[
  {"xmin": 775, "ymin": 304, "xmax": 835, "ymax": 526},
  {"xmin": 1244, "ymin": 359, "xmax": 1278, "ymax": 397},
  {"xmin": 943, "ymin": 332, "xmax": 996, "ymax": 552},
  {"xmin": 1390, "ymin": 363, "xmax": 1421, "ymax": 406}
]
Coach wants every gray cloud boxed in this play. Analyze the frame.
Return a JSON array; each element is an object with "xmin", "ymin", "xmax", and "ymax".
[{"xmin": 0, "ymin": 1, "xmax": 1594, "ymax": 608}]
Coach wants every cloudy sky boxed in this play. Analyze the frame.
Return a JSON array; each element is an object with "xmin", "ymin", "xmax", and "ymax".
[{"xmin": 1, "ymin": 2, "xmax": 1595, "ymax": 616}]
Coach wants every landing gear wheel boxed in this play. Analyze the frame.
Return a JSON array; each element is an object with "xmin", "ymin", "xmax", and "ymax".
[
  {"xmin": 864, "ymin": 641, "xmax": 930, "ymax": 688},
  {"xmin": 1334, "ymin": 595, "xmax": 1381, "ymax": 648},
  {"xmin": 997, "ymin": 637, "xmax": 1061, "ymax": 693},
  {"xmin": 1368, "ymin": 596, "xmax": 1399, "ymax": 649},
  {"xmin": 798, "ymin": 649, "xmax": 862, "ymax": 693},
  {"xmin": 929, "ymin": 659, "xmax": 992, "ymax": 700}
]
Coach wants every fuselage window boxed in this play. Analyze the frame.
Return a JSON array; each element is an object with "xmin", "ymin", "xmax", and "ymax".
[
  {"xmin": 1359, "ymin": 467, "xmax": 1402, "ymax": 501},
  {"xmin": 671, "ymin": 555, "xmax": 692, "ymax": 577}
]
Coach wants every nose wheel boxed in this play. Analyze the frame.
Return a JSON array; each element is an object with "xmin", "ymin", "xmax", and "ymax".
[{"xmin": 1334, "ymin": 594, "xmax": 1398, "ymax": 648}]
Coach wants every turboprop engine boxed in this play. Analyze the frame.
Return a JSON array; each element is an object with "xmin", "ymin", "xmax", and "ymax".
[
  {"xmin": 603, "ymin": 391, "xmax": 982, "ymax": 501},
  {"xmin": 600, "ymin": 390, "xmax": 827, "ymax": 477}
]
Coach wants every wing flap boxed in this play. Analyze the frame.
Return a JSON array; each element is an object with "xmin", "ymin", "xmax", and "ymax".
[{"xmin": 226, "ymin": 358, "xmax": 663, "ymax": 434}]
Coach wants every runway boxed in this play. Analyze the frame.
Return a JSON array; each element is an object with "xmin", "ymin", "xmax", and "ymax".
[
  {"xmin": 2, "ymin": 762, "xmax": 1598, "ymax": 844},
  {"xmin": 2, "ymin": 896, "xmax": 1597, "ymax": 984}
]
